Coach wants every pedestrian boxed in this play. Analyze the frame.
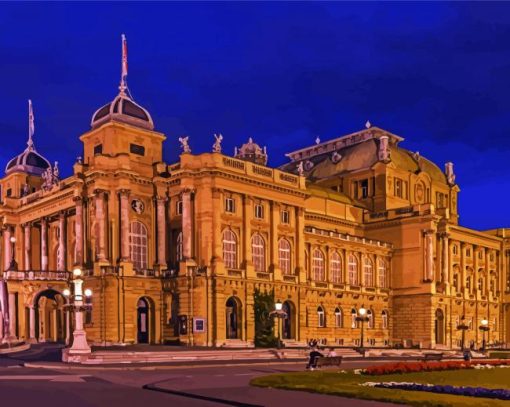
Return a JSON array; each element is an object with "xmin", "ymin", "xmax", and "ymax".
[{"xmin": 306, "ymin": 347, "xmax": 323, "ymax": 370}]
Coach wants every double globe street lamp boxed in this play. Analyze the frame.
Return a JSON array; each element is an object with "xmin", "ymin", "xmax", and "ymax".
[
  {"xmin": 456, "ymin": 315, "xmax": 469, "ymax": 351},
  {"xmin": 479, "ymin": 318, "xmax": 490, "ymax": 352},
  {"xmin": 356, "ymin": 306, "xmax": 370, "ymax": 356},
  {"xmin": 270, "ymin": 300, "xmax": 287, "ymax": 350},
  {"xmin": 63, "ymin": 267, "xmax": 93, "ymax": 361}
]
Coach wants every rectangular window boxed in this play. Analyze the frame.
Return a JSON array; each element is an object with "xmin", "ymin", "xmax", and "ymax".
[
  {"xmin": 394, "ymin": 179, "xmax": 402, "ymax": 198},
  {"xmin": 281, "ymin": 210, "xmax": 290, "ymax": 224},
  {"xmin": 360, "ymin": 179, "xmax": 369, "ymax": 199},
  {"xmin": 225, "ymin": 198, "xmax": 235, "ymax": 213},
  {"xmin": 176, "ymin": 200, "xmax": 183, "ymax": 215},
  {"xmin": 254, "ymin": 204, "xmax": 264, "ymax": 219},
  {"xmin": 6, "ymin": 189, "xmax": 12, "ymax": 197},
  {"xmin": 130, "ymin": 143, "xmax": 145, "ymax": 156},
  {"xmin": 94, "ymin": 144, "xmax": 103, "ymax": 156}
]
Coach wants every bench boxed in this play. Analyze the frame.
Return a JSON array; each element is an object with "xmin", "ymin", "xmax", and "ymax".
[
  {"xmin": 316, "ymin": 356, "xmax": 343, "ymax": 368},
  {"xmin": 423, "ymin": 352, "xmax": 443, "ymax": 361}
]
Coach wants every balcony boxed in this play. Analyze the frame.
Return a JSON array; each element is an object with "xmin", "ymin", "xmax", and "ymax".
[
  {"xmin": 134, "ymin": 269, "xmax": 156, "ymax": 277},
  {"xmin": 4, "ymin": 270, "xmax": 70, "ymax": 281}
]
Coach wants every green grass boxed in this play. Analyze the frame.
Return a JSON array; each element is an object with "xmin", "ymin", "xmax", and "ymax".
[
  {"xmin": 250, "ymin": 369, "xmax": 510, "ymax": 407},
  {"xmin": 489, "ymin": 352, "xmax": 510, "ymax": 359}
]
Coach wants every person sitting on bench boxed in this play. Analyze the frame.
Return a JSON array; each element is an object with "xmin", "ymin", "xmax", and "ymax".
[{"xmin": 306, "ymin": 348, "xmax": 323, "ymax": 370}]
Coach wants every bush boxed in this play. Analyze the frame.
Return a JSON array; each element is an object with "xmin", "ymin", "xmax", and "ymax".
[{"xmin": 364, "ymin": 359, "xmax": 510, "ymax": 375}]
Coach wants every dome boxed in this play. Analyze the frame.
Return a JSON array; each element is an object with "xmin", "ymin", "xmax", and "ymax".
[
  {"xmin": 6, "ymin": 145, "xmax": 50, "ymax": 176},
  {"xmin": 91, "ymin": 92, "xmax": 154, "ymax": 131},
  {"xmin": 234, "ymin": 137, "xmax": 268, "ymax": 166}
]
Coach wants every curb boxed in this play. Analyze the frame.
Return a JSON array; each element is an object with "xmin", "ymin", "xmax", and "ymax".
[
  {"xmin": 0, "ymin": 343, "xmax": 31, "ymax": 355},
  {"xmin": 143, "ymin": 384, "xmax": 263, "ymax": 407},
  {"xmin": 23, "ymin": 359, "xmax": 308, "ymax": 371}
]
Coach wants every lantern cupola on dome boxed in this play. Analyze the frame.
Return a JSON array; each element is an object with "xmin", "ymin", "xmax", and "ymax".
[
  {"xmin": 90, "ymin": 34, "xmax": 154, "ymax": 131},
  {"xmin": 5, "ymin": 100, "xmax": 51, "ymax": 176}
]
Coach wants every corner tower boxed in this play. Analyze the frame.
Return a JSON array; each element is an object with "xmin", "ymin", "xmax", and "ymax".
[{"xmin": 80, "ymin": 34, "xmax": 165, "ymax": 176}]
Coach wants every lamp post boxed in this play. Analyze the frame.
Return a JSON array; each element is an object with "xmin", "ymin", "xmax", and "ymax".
[
  {"xmin": 356, "ymin": 306, "xmax": 369, "ymax": 356},
  {"xmin": 456, "ymin": 315, "xmax": 469, "ymax": 351},
  {"xmin": 63, "ymin": 267, "xmax": 93, "ymax": 362},
  {"xmin": 269, "ymin": 300, "xmax": 287, "ymax": 350},
  {"xmin": 8, "ymin": 236, "xmax": 17, "ymax": 271},
  {"xmin": 479, "ymin": 318, "xmax": 489, "ymax": 352}
]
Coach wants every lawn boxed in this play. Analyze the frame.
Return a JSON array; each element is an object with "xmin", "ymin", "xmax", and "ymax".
[{"xmin": 251, "ymin": 368, "xmax": 510, "ymax": 406}]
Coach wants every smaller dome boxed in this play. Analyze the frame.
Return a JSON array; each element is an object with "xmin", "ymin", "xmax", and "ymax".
[
  {"xmin": 6, "ymin": 147, "xmax": 50, "ymax": 176},
  {"xmin": 91, "ymin": 93, "xmax": 154, "ymax": 131},
  {"xmin": 235, "ymin": 137, "xmax": 268, "ymax": 166}
]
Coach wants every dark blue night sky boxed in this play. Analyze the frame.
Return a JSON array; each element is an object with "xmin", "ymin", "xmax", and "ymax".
[{"xmin": 0, "ymin": 2, "xmax": 509, "ymax": 230}]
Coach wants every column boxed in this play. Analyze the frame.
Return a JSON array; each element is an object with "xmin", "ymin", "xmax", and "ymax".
[
  {"xmin": 74, "ymin": 197, "xmax": 84, "ymax": 265},
  {"xmin": 270, "ymin": 202, "xmax": 279, "ymax": 274},
  {"xmin": 24, "ymin": 224, "xmax": 31, "ymax": 271},
  {"xmin": 95, "ymin": 190, "xmax": 107, "ymax": 261},
  {"xmin": 57, "ymin": 213, "xmax": 66, "ymax": 271},
  {"xmin": 424, "ymin": 229, "xmax": 434, "ymax": 282},
  {"xmin": 344, "ymin": 249, "xmax": 350, "ymax": 284},
  {"xmin": 8, "ymin": 293, "xmax": 16, "ymax": 339},
  {"xmin": 243, "ymin": 195, "xmax": 253, "ymax": 270},
  {"xmin": 156, "ymin": 197, "xmax": 167, "ymax": 266},
  {"xmin": 41, "ymin": 218, "xmax": 48, "ymax": 271},
  {"xmin": 182, "ymin": 189, "xmax": 192, "ymax": 260},
  {"xmin": 211, "ymin": 189, "xmax": 222, "ymax": 266},
  {"xmin": 296, "ymin": 208, "xmax": 305, "ymax": 281},
  {"xmin": 3, "ymin": 226, "xmax": 11, "ymax": 271},
  {"xmin": 65, "ymin": 308, "xmax": 71, "ymax": 345},
  {"xmin": 442, "ymin": 233, "xmax": 449, "ymax": 284},
  {"xmin": 29, "ymin": 306, "xmax": 36, "ymax": 342},
  {"xmin": 119, "ymin": 190, "xmax": 130, "ymax": 262}
]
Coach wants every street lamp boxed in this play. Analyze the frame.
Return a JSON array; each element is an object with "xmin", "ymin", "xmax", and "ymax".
[
  {"xmin": 63, "ymin": 267, "xmax": 93, "ymax": 362},
  {"xmin": 8, "ymin": 236, "xmax": 17, "ymax": 271},
  {"xmin": 269, "ymin": 300, "xmax": 287, "ymax": 350},
  {"xmin": 356, "ymin": 306, "xmax": 369, "ymax": 356},
  {"xmin": 479, "ymin": 318, "xmax": 490, "ymax": 352},
  {"xmin": 456, "ymin": 315, "xmax": 469, "ymax": 351}
]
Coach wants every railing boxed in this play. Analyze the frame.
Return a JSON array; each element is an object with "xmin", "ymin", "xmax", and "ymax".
[
  {"xmin": 4, "ymin": 270, "xmax": 70, "ymax": 281},
  {"xmin": 135, "ymin": 269, "xmax": 156, "ymax": 277},
  {"xmin": 227, "ymin": 269, "xmax": 244, "ymax": 278},
  {"xmin": 304, "ymin": 226, "xmax": 392, "ymax": 249}
]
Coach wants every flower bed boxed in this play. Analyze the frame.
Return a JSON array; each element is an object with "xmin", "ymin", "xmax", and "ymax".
[
  {"xmin": 361, "ymin": 382, "xmax": 510, "ymax": 401},
  {"xmin": 363, "ymin": 360, "xmax": 510, "ymax": 375}
]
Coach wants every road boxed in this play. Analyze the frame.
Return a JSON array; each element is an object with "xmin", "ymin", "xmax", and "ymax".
[{"xmin": 0, "ymin": 344, "xmax": 398, "ymax": 407}]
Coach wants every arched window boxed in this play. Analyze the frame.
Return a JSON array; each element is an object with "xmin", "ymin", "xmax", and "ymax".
[
  {"xmin": 251, "ymin": 234, "xmax": 266, "ymax": 272},
  {"xmin": 466, "ymin": 267, "xmax": 474, "ymax": 293},
  {"xmin": 330, "ymin": 251, "xmax": 342, "ymax": 283},
  {"xmin": 351, "ymin": 308, "xmax": 358, "ymax": 328},
  {"xmin": 477, "ymin": 275, "xmax": 484, "ymax": 293},
  {"xmin": 334, "ymin": 307, "xmax": 343, "ymax": 328},
  {"xmin": 367, "ymin": 309, "xmax": 374, "ymax": 329},
  {"xmin": 382, "ymin": 310, "xmax": 389, "ymax": 329},
  {"xmin": 222, "ymin": 230, "xmax": 237, "ymax": 269},
  {"xmin": 317, "ymin": 306, "xmax": 325, "ymax": 328},
  {"xmin": 348, "ymin": 254, "xmax": 358, "ymax": 285},
  {"xmin": 452, "ymin": 245, "xmax": 458, "ymax": 255},
  {"xmin": 312, "ymin": 249, "xmax": 325, "ymax": 281},
  {"xmin": 176, "ymin": 232, "xmax": 183, "ymax": 262},
  {"xmin": 378, "ymin": 259, "xmax": 387, "ymax": 288},
  {"xmin": 363, "ymin": 257, "xmax": 374, "ymax": 287},
  {"xmin": 278, "ymin": 239, "xmax": 292, "ymax": 275},
  {"xmin": 130, "ymin": 221, "xmax": 148, "ymax": 271},
  {"xmin": 452, "ymin": 265, "xmax": 460, "ymax": 292}
]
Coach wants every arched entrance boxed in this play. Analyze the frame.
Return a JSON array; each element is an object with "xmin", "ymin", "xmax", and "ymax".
[
  {"xmin": 35, "ymin": 289, "xmax": 66, "ymax": 343},
  {"xmin": 435, "ymin": 308, "xmax": 445, "ymax": 345},
  {"xmin": 137, "ymin": 298, "xmax": 150, "ymax": 344},
  {"xmin": 226, "ymin": 297, "xmax": 241, "ymax": 339},
  {"xmin": 282, "ymin": 301, "xmax": 295, "ymax": 339}
]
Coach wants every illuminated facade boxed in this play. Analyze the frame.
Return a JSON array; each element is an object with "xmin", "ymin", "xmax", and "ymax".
[{"xmin": 0, "ymin": 43, "xmax": 508, "ymax": 350}]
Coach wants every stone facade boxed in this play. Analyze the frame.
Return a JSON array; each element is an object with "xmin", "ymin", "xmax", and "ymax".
[{"xmin": 0, "ymin": 51, "xmax": 508, "ymax": 350}]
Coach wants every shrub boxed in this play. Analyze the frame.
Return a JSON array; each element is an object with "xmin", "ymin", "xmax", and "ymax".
[{"xmin": 364, "ymin": 359, "xmax": 510, "ymax": 375}]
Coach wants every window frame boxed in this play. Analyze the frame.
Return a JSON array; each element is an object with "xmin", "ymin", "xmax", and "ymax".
[
  {"xmin": 278, "ymin": 238, "xmax": 292, "ymax": 275},
  {"xmin": 222, "ymin": 229, "xmax": 238, "ymax": 269}
]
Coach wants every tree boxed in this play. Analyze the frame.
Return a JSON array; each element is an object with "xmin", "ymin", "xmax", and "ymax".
[{"xmin": 253, "ymin": 288, "xmax": 277, "ymax": 348}]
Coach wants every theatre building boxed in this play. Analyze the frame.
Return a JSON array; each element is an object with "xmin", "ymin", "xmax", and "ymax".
[{"xmin": 0, "ymin": 45, "xmax": 508, "ymax": 350}]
